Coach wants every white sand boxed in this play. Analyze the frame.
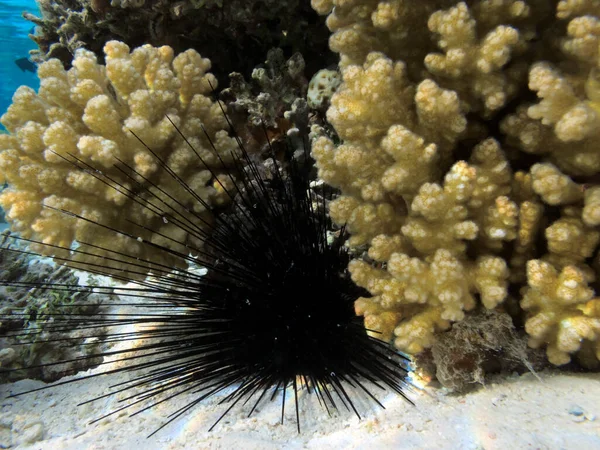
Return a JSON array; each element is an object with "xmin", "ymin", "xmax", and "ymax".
[
  {"xmin": 1, "ymin": 279, "xmax": 598, "ymax": 449},
  {"xmin": 1, "ymin": 368, "xmax": 599, "ymax": 449}
]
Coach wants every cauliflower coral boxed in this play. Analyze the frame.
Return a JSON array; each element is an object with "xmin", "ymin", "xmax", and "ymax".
[
  {"xmin": 312, "ymin": 0, "xmax": 600, "ymax": 365},
  {"xmin": 0, "ymin": 41, "xmax": 238, "ymax": 279}
]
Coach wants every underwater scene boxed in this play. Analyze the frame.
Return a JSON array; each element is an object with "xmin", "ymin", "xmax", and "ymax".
[
  {"xmin": 0, "ymin": 1, "xmax": 599, "ymax": 449},
  {"xmin": 0, "ymin": 0, "xmax": 39, "ymax": 124}
]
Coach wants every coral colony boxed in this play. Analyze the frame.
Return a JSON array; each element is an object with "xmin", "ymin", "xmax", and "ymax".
[{"xmin": 2, "ymin": 0, "xmax": 600, "ymax": 436}]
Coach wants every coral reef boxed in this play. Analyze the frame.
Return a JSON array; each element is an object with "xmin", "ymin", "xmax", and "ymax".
[
  {"xmin": 0, "ymin": 40, "xmax": 240, "ymax": 279},
  {"xmin": 0, "ymin": 231, "xmax": 108, "ymax": 383},
  {"xmin": 25, "ymin": 0, "xmax": 333, "ymax": 85},
  {"xmin": 5, "ymin": 0, "xmax": 600, "ymax": 372},
  {"xmin": 312, "ymin": 0, "xmax": 600, "ymax": 365}
]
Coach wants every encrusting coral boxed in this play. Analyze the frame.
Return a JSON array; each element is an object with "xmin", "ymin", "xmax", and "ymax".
[
  {"xmin": 0, "ymin": 40, "xmax": 239, "ymax": 279},
  {"xmin": 312, "ymin": 0, "xmax": 600, "ymax": 366}
]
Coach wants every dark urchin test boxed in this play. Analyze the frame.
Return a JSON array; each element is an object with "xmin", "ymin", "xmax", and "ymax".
[{"xmin": 1, "ymin": 106, "xmax": 412, "ymax": 436}]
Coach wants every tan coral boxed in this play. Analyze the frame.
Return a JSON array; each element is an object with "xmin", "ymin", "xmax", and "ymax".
[
  {"xmin": 466, "ymin": 138, "xmax": 517, "ymax": 251},
  {"xmin": 510, "ymin": 199, "xmax": 544, "ymax": 283},
  {"xmin": 351, "ymin": 246, "xmax": 509, "ymax": 354},
  {"xmin": 328, "ymin": 195, "xmax": 404, "ymax": 247},
  {"xmin": 352, "ymin": 249, "xmax": 477, "ymax": 354},
  {"xmin": 318, "ymin": 53, "xmax": 466, "ymax": 191},
  {"xmin": 367, "ymin": 233, "xmax": 410, "ymax": 262},
  {"xmin": 326, "ymin": 52, "xmax": 416, "ymax": 143},
  {"xmin": 561, "ymin": 15, "xmax": 600, "ymax": 63},
  {"xmin": 528, "ymin": 62, "xmax": 600, "ymax": 142},
  {"xmin": 313, "ymin": 52, "xmax": 467, "ymax": 247},
  {"xmin": 379, "ymin": 124, "xmax": 440, "ymax": 199},
  {"xmin": 401, "ymin": 162, "xmax": 479, "ymax": 256},
  {"xmin": 0, "ymin": 41, "xmax": 238, "ymax": 278},
  {"xmin": 466, "ymin": 138, "xmax": 513, "ymax": 209},
  {"xmin": 393, "ymin": 307, "xmax": 451, "ymax": 355},
  {"xmin": 557, "ymin": 0, "xmax": 600, "ymax": 20},
  {"xmin": 401, "ymin": 139, "xmax": 517, "ymax": 255},
  {"xmin": 316, "ymin": 0, "xmax": 441, "ymax": 73},
  {"xmin": 479, "ymin": 195, "xmax": 519, "ymax": 251},
  {"xmin": 471, "ymin": 255, "xmax": 510, "ymax": 309}
]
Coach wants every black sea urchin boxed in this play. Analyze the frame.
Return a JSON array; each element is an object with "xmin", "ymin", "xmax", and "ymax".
[{"xmin": 0, "ymin": 106, "xmax": 412, "ymax": 436}]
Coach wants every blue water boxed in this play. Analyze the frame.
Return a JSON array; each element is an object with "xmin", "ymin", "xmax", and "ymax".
[{"xmin": 0, "ymin": 0, "xmax": 40, "ymax": 121}]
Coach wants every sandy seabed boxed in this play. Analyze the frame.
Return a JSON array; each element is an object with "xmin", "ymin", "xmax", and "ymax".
[
  {"xmin": 0, "ymin": 276, "xmax": 599, "ymax": 449},
  {"xmin": 0, "ymin": 367, "xmax": 598, "ymax": 450}
]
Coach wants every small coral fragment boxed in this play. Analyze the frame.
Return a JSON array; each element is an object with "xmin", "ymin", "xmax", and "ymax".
[
  {"xmin": 521, "ymin": 260, "xmax": 600, "ymax": 365},
  {"xmin": 307, "ymin": 69, "xmax": 341, "ymax": 109},
  {"xmin": 583, "ymin": 186, "xmax": 600, "ymax": 226},
  {"xmin": 531, "ymin": 163, "xmax": 583, "ymax": 205},
  {"xmin": 426, "ymin": 2, "xmax": 524, "ymax": 115}
]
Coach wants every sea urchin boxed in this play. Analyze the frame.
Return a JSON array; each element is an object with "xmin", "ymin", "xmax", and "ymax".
[{"xmin": 0, "ymin": 105, "xmax": 412, "ymax": 436}]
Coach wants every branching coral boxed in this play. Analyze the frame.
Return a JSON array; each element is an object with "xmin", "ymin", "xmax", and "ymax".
[
  {"xmin": 0, "ymin": 40, "xmax": 239, "ymax": 279},
  {"xmin": 312, "ymin": 0, "xmax": 600, "ymax": 365},
  {"xmin": 502, "ymin": 62, "xmax": 600, "ymax": 176},
  {"xmin": 353, "ymin": 247, "xmax": 509, "ymax": 354}
]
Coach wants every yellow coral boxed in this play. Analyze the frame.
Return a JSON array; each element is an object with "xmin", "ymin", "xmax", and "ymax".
[
  {"xmin": 379, "ymin": 124, "xmax": 440, "ymax": 199},
  {"xmin": 312, "ymin": 51, "xmax": 468, "ymax": 247},
  {"xmin": 510, "ymin": 198, "xmax": 544, "ymax": 283},
  {"xmin": 401, "ymin": 162, "xmax": 479, "ymax": 255},
  {"xmin": 350, "ymin": 248, "xmax": 508, "ymax": 354},
  {"xmin": 320, "ymin": 0, "xmax": 440, "ymax": 73},
  {"xmin": 522, "ymin": 260, "xmax": 600, "ymax": 365},
  {"xmin": 327, "ymin": 195, "xmax": 404, "ymax": 247},
  {"xmin": 425, "ymin": 2, "xmax": 525, "ymax": 115},
  {"xmin": 583, "ymin": 185, "xmax": 600, "ymax": 225},
  {"xmin": 542, "ymin": 208, "xmax": 600, "ymax": 280},
  {"xmin": 312, "ymin": 0, "xmax": 600, "ymax": 366},
  {"xmin": 0, "ymin": 41, "xmax": 238, "ymax": 278},
  {"xmin": 530, "ymin": 163, "xmax": 583, "ymax": 205},
  {"xmin": 503, "ymin": 62, "xmax": 600, "ymax": 176}
]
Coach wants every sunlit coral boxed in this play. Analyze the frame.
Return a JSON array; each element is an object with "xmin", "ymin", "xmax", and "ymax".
[{"xmin": 0, "ymin": 41, "xmax": 238, "ymax": 278}]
